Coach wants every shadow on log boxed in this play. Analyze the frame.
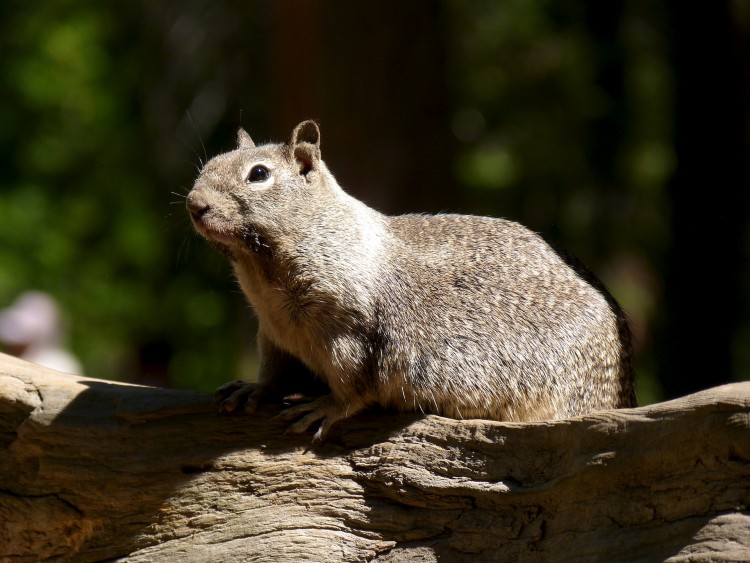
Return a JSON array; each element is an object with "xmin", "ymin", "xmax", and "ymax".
[{"xmin": 1, "ymin": 352, "xmax": 749, "ymax": 562}]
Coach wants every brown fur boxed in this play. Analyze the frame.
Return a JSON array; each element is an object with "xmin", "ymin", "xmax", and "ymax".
[{"xmin": 186, "ymin": 120, "xmax": 636, "ymax": 441}]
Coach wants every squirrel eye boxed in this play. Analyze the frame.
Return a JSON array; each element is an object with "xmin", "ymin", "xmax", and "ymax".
[{"xmin": 246, "ymin": 165, "xmax": 270, "ymax": 183}]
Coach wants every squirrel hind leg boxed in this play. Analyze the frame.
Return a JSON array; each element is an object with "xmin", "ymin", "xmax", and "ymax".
[{"xmin": 276, "ymin": 394, "xmax": 366, "ymax": 442}]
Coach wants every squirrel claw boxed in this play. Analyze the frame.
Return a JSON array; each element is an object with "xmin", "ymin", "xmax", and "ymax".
[
  {"xmin": 214, "ymin": 380, "xmax": 263, "ymax": 414},
  {"xmin": 285, "ymin": 409, "xmax": 327, "ymax": 435},
  {"xmin": 277, "ymin": 394, "xmax": 364, "ymax": 442},
  {"xmin": 278, "ymin": 395, "xmax": 343, "ymax": 441},
  {"xmin": 276, "ymin": 400, "xmax": 320, "ymax": 422}
]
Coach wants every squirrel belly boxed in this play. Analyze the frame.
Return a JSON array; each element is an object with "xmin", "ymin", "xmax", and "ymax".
[{"xmin": 187, "ymin": 120, "xmax": 636, "ymax": 440}]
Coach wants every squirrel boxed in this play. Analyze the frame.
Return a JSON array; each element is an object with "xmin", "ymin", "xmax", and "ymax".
[{"xmin": 186, "ymin": 120, "xmax": 636, "ymax": 441}]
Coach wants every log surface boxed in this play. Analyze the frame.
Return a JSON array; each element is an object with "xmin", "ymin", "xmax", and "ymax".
[{"xmin": 0, "ymin": 352, "xmax": 749, "ymax": 562}]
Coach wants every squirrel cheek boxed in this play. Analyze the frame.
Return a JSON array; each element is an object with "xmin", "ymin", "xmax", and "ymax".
[{"xmin": 244, "ymin": 179, "xmax": 274, "ymax": 192}]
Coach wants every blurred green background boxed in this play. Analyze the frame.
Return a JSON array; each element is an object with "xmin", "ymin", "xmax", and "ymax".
[{"xmin": 0, "ymin": 1, "xmax": 748, "ymax": 404}]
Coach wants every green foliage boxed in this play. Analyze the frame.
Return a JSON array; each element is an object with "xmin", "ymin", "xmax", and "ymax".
[
  {"xmin": 1, "ymin": 1, "xmax": 745, "ymax": 400},
  {"xmin": 0, "ymin": 1, "xmax": 245, "ymax": 389},
  {"xmin": 446, "ymin": 0, "xmax": 677, "ymax": 398}
]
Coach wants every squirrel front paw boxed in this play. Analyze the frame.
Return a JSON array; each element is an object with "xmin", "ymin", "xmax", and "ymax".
[
  {"xmin": 214, "ymin": 380, "xmax": 268, "ymax": 414},
  {"xmin": 275, "ymin": 394, "xmax": 362, "ymax": 442}
]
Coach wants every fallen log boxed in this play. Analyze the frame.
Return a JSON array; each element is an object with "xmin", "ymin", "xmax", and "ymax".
[{"xmin": 1, "ymin": 352, "xmax": 748, "ymax": 562}]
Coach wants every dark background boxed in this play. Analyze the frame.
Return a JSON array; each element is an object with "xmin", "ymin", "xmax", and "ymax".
[{"xmin": 0, "ymin": 0, "xmax": 748, "ymax": 404}]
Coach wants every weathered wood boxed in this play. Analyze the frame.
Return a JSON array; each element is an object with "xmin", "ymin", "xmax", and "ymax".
[{"xmin": 1, "ymin": 352, "xmax": 748, "ymax": 562}]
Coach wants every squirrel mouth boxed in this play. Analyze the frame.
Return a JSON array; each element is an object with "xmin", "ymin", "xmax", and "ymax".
[
  {"xmin": 192, "ymin": 216, "xmax": 267, "ymax": 255},
  {"xmin": 191, "ymin": 216, "xmax": 240, "ymax": 247}
]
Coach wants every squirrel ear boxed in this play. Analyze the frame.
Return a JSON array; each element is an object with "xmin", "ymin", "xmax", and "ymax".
[
  {"xmin": 288, "ymin": 120, "xmax": 321, "ymax": 175},
  {"xmin": 237, "ymin": 128, "xmax": 255, "ymax": 149},
  {"xmin": 289, "ymin": 120, "xmax": 320, "ymax": 148}
]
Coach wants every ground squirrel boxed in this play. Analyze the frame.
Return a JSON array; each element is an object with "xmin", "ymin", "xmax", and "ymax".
[{"xmin": 186, "ymin": 120, "xmax": 636, "ymax": 441}]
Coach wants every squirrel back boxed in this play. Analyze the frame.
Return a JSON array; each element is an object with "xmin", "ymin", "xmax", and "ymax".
[{"xmin": 187, "ymin": 121, "xmax": 635, "ymax": 439}]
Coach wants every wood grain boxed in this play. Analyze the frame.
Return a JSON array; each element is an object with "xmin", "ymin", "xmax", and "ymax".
[{"xmin": 1, "ymin": 352, "xmax": 748, "ymax": 562}]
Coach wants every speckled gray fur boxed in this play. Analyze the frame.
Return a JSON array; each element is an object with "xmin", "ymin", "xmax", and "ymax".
[{"xmin": 186, "ymin": 120, "xmax": 636, "ymax": 441}]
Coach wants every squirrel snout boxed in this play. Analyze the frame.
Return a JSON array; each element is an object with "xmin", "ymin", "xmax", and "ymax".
[{"xmin": 186, "ymin": 191, "xmax": 210, "ymax": 220}]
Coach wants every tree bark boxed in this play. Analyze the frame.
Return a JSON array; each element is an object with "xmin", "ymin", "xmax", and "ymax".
[{"xmin": 1, "ymin": 352, "xmax": 749, "ymax": 562}]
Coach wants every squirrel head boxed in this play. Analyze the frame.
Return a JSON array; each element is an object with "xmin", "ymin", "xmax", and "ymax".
[
  {"xmin": 236, "ymin": 120, "xmax": 321, "ymax": 176},
  {"xmin": 187, "ymin": 120, "xmax": 333, "ymax": 257}
]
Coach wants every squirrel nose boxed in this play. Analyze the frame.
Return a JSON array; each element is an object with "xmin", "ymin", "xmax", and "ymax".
[{"xmin": 186, "ymin": 191, "xmax": 209, "ymax": 220}]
